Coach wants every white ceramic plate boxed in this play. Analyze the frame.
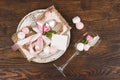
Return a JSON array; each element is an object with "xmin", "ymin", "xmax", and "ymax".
[{"xmin": 17, "ymin": 9, "xmax": 70, "ymax": 63}]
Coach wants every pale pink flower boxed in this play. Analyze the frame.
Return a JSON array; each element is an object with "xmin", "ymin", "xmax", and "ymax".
[
  {"xmin": 86, "ymin": 35, "xmax": 93, "ymax": 42},
  {"xmin": 43, "ymin": 26, "xmax": 51, "ymax": 32}
]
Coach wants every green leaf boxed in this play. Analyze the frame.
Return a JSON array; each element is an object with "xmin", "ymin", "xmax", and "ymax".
[
  {"xmin": 49, "ymin": 30, "xmax": 56, "ymax": 33},
  {"xmin": 81, "ymin": 39, "xmax": 88, "ymax": 44},
  {"xmin": 44, "ymin": 30, "xmax": 56, "ymax": 38},
  {"xmin": 45, "ymin": 32, "xmax": 52, "ymax": 37}
]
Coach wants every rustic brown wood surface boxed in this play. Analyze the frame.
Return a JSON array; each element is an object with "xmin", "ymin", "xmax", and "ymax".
[{"xmin": 0, "ymin": 0, "xmax": 120, "ymax": 80}]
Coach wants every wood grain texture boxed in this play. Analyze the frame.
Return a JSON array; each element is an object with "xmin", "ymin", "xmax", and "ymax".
[{"xmin": 0, "ymin": 0, "xmax": 120, "ymax": 80}]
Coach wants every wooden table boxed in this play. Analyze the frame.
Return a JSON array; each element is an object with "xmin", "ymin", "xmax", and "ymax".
[{"xmin": 0, "ymin": 0, "xmax": 120, "ymax": 80}]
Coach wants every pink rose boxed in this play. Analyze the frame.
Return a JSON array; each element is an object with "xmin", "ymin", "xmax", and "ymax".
[
  {"xmin": 43, "ymin": 26, "xmax": 51, "ymax": 32},
  {"xmin": 86, "ymin": 35, "xmax": 93, "ymax": 42}
]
